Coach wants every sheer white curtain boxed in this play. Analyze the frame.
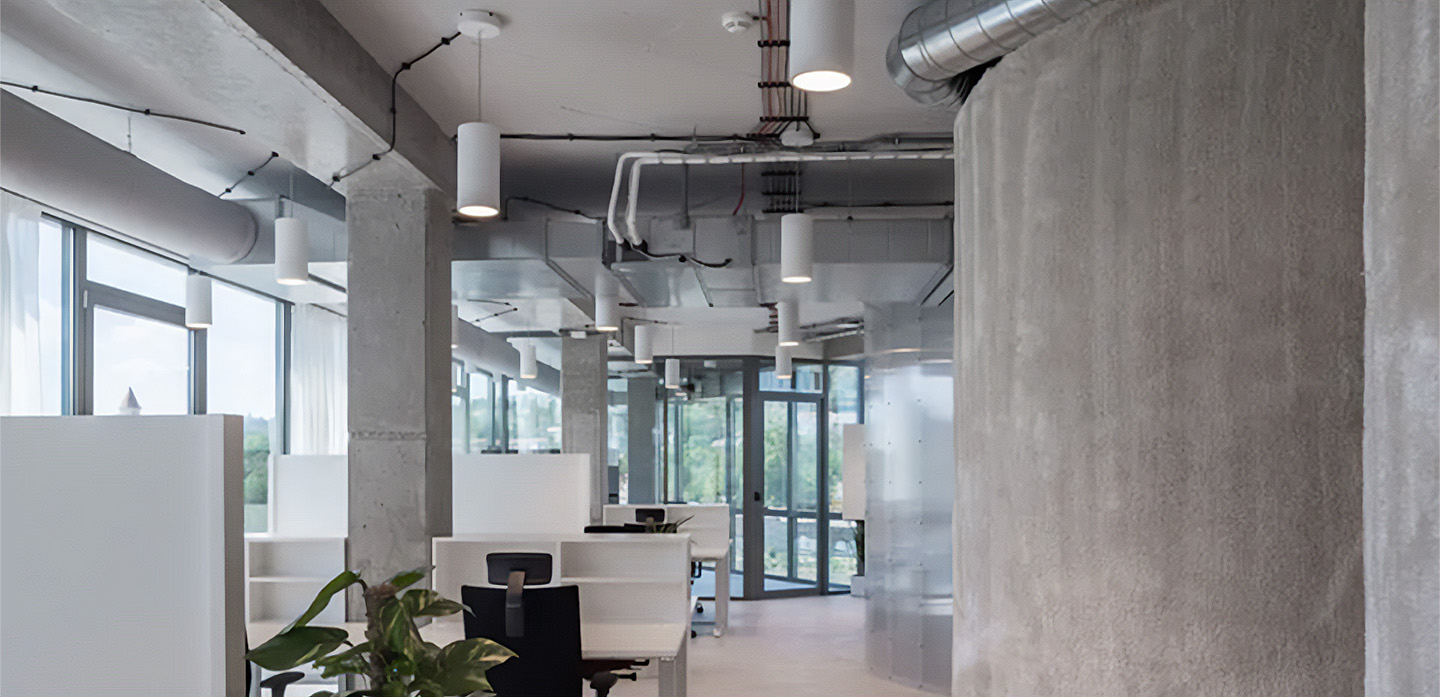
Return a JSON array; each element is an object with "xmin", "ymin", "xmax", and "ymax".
[
  {"xmin": 1, "ymin": 193, "xmax": 53, "ymax": 415},
  {"xmin": 289, "ymin": 304, "xmax": 347, "ymax": 454}
]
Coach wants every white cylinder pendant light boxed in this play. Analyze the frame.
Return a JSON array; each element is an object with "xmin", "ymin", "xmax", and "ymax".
[
  {"xmin": 185, "ymin": 274, "xmax": 212, "ymax": 329},
  {"xmin": 594, "ymin": 269, "xmax": 620, "ymax": 332},
  {"xmin": 634, "ymin": 324, "xmax": 654, "ymax": 364},
  {"xmin": 519, "ymin": 340, "xmax": 538, "ymax": 379},
  {"xmin": 451, "ymin": 303, "xmax": 461, "ymax": 349},
  {"xmin": 665, "ymin": 358, "xmax": 681, "ymax": 390},
  {"xmin": 595, "ymin": 294, "xmax": 620, "ymax": 332},
  {"xmin": 778, "ymin": 300, "xmax": 800, "ymax": 347},
  {"xmin": 775, "ymin": 345, "xmax": 794, "ymax": 380},
  {"xmin": 457, "ymin": 122, "xmax": 501, "ymax": 218},
  {"xmin": 781, "ymin": 212, "xmax": 814, "ymax": 283},
  {"xmin": 275, "ymin": 216, "xmax": 309, "ymax": 285},
  {"xmin": 789, "ymin": 0, "xmax": 854, "ymax": 92}
]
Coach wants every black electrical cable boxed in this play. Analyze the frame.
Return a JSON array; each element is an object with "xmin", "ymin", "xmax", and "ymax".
[
  {"xmin": 330, "ymin": 32, "xmax": 461, "ymax": 187},
  {"xmin": 622, "ymin": 240, "xmax": 732, "ymax": 269},
  {"xmin": 217, "ymin": 151, "xmax": 281, "ymax": 198},
  {"xmin": 507, "ymin": 196, "xmax": 604, "ymax": 221},
  {"xmin": 0, "ymin": 80, "xmax": 246, "ymax": 134}
]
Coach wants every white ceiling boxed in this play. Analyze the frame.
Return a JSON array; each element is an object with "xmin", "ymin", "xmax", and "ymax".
[{"xmin": 314, "ymin": 0, "xmax": 953, "ymax": 194}]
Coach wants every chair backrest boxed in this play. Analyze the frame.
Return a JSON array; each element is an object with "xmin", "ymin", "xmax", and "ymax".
[{"xmin": 461, "ymin": 584, "xmax": 583, "ymax": 697}]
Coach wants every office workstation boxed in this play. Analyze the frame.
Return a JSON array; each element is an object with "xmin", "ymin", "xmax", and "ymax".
[{"xmin": 3, "ymin": 1, "xmax": 1436, "ymax": 696}]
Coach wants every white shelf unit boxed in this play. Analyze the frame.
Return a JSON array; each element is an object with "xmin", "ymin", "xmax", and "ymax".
[{"xmin": 244, "ymin": 536, "xmax": 347, "ymax": 625}]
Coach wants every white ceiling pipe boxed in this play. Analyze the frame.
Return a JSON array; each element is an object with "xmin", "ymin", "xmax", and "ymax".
[
  {"xmin": 790, "ymin": 0, "xmax": 855, "ymax": 92},
  {"xmin": 665, "ymin": 358, "xmax": 681, "ymax": 389},
  {"xmin": 775, "ymin": 345, "xmax": 794, "ymax": 379},
  {"xmin": 274, "ymin": 216, "xmax": 309, "ymax": 285},
  {"xmin": 607, "ymin": 149, "xmax": 955, "ymax": 245},
  {"xmin": 781, "ymin": 205, "xmax": 954, "ymax": 221},
  {"xmin": 633, "ymin": 324, "xmax": 654, "ymax": 364},
  {"xmin": 606, "ymin": 152, "xmax": 655, "ymax": 245},
  {"xmin": 185, "ymin": 274, "xmax": 212, "ymax": 329},
  {"xmin": 778, "ymin": 300, "xmax": 801, "ymax": 346},
  {"xmin": 781, "ymin": 213, "xmax": 815, "ymax": 284},
  {"xmin": 624, "ymin": 155, "xmax": 661, "ymax": 246}
]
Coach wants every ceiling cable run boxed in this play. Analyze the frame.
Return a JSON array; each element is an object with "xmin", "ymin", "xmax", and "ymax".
[
  {"xmin": 216, "ymin": 151, "xmax": 280, "ymax": 198},
  {"xmin": 329, "ymin": 31, "xmax": 462, "ymax": 187},
  {"xmin": 0, "ymin": 80, "xmax": 247, "ymax": 134}
]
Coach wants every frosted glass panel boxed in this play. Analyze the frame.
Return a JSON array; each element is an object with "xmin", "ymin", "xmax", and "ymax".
[{"xmin": 863, "ymin": 304, "xmax": 953, "ymax": 694}]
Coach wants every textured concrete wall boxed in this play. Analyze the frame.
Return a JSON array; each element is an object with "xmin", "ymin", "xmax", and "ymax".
[
  {"xmin": 1363, "ymin": 2, "xmax": 1440, "ymax": 694},
  {"xmin": 952, "ymin": 0, "xmax": 1365, "ymax": 694},
  {"xmin": 346, "ymin": 181, "xmax": 452, "ymax": 603}
]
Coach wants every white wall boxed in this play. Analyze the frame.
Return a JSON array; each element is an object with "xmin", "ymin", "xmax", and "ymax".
[{"xmin": 1, "ymin": 415, "xmax": 245, "ymax": 697}]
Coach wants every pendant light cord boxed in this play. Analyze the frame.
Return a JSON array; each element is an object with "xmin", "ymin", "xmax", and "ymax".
[{"xmin": 477, "ymin": 37, "xmax": 483, "ymax": 123}]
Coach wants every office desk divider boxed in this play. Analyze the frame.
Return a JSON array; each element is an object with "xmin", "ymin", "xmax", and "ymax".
[
  {"xmin": 451, "ymin": 453, "xmax": 591, "ymax": 535},
  {"xmin": 1, "ymin": 415, "xmax": 245, "ymax": 697},
  {"xmin": 431, "ymin": 533, "xmax": 693, "ymax": 696},
  {"xmin": 603, "ymin": 503, "xmax": 732, "ymax": 636}
]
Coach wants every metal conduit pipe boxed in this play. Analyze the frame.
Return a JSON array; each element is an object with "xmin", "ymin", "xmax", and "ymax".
[
  {"xmin": 887, "ymin": 0, "xmax": 1109, "ymax": 107},
  {"xmin": 607, "ymin": 149, "xmax": 955, "ymax": 245}
]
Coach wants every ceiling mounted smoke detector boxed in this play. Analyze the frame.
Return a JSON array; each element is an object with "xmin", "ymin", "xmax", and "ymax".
[
  {"xmin": 458, "ymin": 9, "xmax": 504, "ymax": 39},
  {"xmin": 722, "ymin": 11, "xmax": 756, "ymax": 33}
]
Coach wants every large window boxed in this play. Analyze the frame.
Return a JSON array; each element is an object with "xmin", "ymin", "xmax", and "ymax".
[
  {"xmin": 508, "ymin": 380, "xmax": 561, "ymax": 452},
  {"xmin": 207, "ymin": 281, "xmax": 280, "ymax": 532},
  {"xmin": 467, "ymin": 370, "xmax": 498, "ymax": 453},
  {"xmin": 2, "ymin": 215, "xmax": 297, "ymax": 533},
  {"xmin": 91, "ymin": 306, "xmax": 190, "ymax": 414}
]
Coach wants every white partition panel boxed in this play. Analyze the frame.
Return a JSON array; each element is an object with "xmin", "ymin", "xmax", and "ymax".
[
  {"xmin": 0, "ymin": 416, "xmax": 245, "ymax": 697},
  {"xmin": 452, "ymin": 453, "xmax": 591, "ymax": 535},
  {"xmin": 271, "ymin": 454, "xmax": 347, "ymax": 536}
]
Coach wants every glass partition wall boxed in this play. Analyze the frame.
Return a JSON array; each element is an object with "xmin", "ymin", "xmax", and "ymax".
[{"xmin": 643, "ymin": 356, "xmax": 862, "ymax": 599}]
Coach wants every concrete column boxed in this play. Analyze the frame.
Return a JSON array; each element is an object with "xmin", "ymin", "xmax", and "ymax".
[
  {"xmin": 952, "ymin": 0, "xmax": 1364, "ymax": 694},
  {"xmin": 561, "ymin": 335, "xmax": 608, "ymax": 523},
  {"xmin": 626, "ymin": 376, "xmax": 658, "ymax": 504},
  {"xmin": 345, "ymin": 180, "xmax": 452, "ymax": 603},
  {"xmin": 1363, "ymin": 1, "xmax": 1439, "ymax": 694}
]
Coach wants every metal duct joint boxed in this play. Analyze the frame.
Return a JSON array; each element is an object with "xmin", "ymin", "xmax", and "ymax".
[{"xmin": 888, "ymin": 0, "xmax": 1105, "ymax": 107}]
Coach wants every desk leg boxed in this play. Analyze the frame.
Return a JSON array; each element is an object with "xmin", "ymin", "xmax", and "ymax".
[
  {"xmin": 659, "ymin": 635, "xmax": 688, "ymax": 697},
  {"xmin": 714, "ymin": 553, "xmax": 729, "ymax": 637}
]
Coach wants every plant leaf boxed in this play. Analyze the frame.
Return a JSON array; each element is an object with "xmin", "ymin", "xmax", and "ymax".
[
  {"xmin": 376, "ymin": 596, "xmax": 424, "ymax": 657},
  {"xmin": 408, "ymin": 678, "xmax": 444, "ymax": 697},
  {"xmin": 386, "ymin": 566, "xmax": 429, "ymax": 591},
  {"xmin": 246, "ymin": 625, "xmax": 350, "ymax": 670},
  {"xmin": 286, "ymin": 570, "xmax": 360, "ymax": 631},
  {"xmin": 313, "ymin": 641, "xmax": 371, "ymax": 679},
  {"xmin": 401, "ymin": 588, "xmax": 465, "ymax": 618},
  {"xmin": 307, "ymin": 692, "xmax": 335, "ymax": 697},
  {"xmin": 432, "ymin": 638, "xmax": 515, "ymax": 695}
]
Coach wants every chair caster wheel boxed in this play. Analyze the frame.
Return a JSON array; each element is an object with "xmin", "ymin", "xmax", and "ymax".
[{"xmin": 690, "ymin": 629, "xmax": 698, "ymax": 638}]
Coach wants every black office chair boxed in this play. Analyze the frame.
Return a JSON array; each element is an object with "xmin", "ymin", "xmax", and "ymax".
[{"xmin": 462, "ymin": 553, "xmax": 640, "ymax": 697}]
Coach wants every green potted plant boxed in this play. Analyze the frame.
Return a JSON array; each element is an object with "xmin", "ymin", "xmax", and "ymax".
[{"xmin": 247, "ymin": 567, "xmax": 514, "ymax": 697}]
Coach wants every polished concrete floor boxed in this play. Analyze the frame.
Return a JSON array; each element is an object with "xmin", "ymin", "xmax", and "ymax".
[{"xmin": 624, "ymin": 594, "xmax": 933, "ymax": 697}]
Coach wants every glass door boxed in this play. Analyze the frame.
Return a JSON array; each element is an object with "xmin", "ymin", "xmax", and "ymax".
[{"xmin": 759, "ymin": 398, "xmax": 823, "ymax": 594}]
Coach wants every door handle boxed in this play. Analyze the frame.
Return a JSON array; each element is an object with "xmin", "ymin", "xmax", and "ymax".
[{"xmin": 753, "ymin": 492, "xmax": 760, "ymax": 502}]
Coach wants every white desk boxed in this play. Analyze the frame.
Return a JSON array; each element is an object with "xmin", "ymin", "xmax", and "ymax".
[
  {"xmin": 431, "ymin": 533, "xmax": 692, "ymax": 696},
  {"xmin": 604, "ymin": 504, "xmax": 731, "ymax": 636}
]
